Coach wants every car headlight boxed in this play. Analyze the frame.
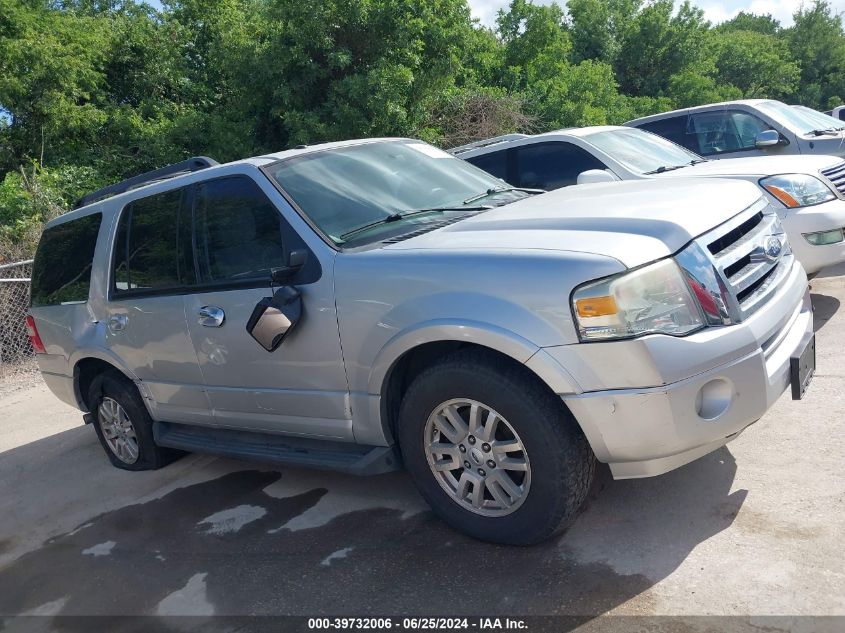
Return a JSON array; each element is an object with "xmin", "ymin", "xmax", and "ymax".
[
  {"xmin": 760, "ymin": 174, "xmax": 835, "ymax": 208},
  {"xmin": 572, "ymin": 259, "xmax": 705, "ymax": 341}
]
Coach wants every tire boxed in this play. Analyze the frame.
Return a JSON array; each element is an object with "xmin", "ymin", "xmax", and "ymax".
[
  {"xmin": 88, "ymin": 371, "xmax": 183, "ymax": 471},
  {"xmin": 397, "ymin": 349, "xmax": 595, "ymax": 545}
]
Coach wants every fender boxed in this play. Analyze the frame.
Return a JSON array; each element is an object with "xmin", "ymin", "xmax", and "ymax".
[{"xmin": 366, "ymin": 319, "xmax": 546, "ymax": 396}]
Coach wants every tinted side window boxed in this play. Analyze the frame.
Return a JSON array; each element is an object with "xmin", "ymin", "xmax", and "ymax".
[
  {"xmin": 512, "ymin": 142, "xmax": 606, "ymax": 190},
  {"xmin": 466, "ymin": 150, "xmax": 509, "ymax": 181},
  {"xmin": 688, "ymin": 110, "xmax": 769, "ymax": 156},
  {"xmin": 638, "ymin": 116, "xmax": 696, "ymax": 151},
  {"xmin": 113, "ymin": 188, "xmax": 193, "ymax": 293},
  {"xmin": 194, "ymin": 176, "xmax": 285, "ymax": 282},
  {"xmin": 31, "ymin": 213, "xmax": 102, "ymax": 307}
]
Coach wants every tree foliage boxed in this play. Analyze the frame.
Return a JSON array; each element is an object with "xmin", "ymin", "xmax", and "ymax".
[{"xmin": 2, "ymin": 0, "xmax": 845, "ymax": 257}]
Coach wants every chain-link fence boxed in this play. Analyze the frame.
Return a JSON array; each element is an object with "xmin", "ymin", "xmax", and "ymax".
[{"xmin": 0, "ymin": 260, "xmax": 39, "ymax": 393}]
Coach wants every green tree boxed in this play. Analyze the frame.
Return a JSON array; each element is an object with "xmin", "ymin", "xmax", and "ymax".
[
  {"xmin": 716, "ymin": 11, "xmax": 781, "ymax": 36},
  {"xmin": 615, "ymin": 0, "xmax": 709, "ymax": 97},
  {"xmin": 784, "ymin": 0, "xmax": 845, "ymax": 108},
  {"xmin": 567, "ymin": 0, "xmax": 638, "ymax": 64},
  {"xmin": 710, "ymin": 30, "xmax": 799, "ymax": 98}
]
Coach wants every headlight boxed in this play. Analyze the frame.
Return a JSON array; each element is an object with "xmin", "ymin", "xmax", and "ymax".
[
  {"xmin": 760, "ymin": 174, "xmax": 835, "ymax": 208},
  {"xmin": 572, "ymin": 259, "xmax": 705, "ymax": 341}
]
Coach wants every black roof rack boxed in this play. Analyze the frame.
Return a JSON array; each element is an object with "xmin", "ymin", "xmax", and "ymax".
[{"xmin": 73, "ymin": 156, "xmax": 219, "ymax": 209}]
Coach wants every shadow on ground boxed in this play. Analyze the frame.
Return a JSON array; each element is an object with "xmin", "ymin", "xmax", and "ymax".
[
  {"xmin": 811, "ymin": 292, "xmax": 840, "ymax": 333},
  {"xmin": 0, "ymin": 422, "xmax": 747, "ymax": 625}
]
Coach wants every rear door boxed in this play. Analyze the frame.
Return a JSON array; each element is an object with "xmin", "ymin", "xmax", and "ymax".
[
  {"xmin": 105, "ymin": 186, "xmax": 211, "ymax": 426},
  {"xmin": 182, "ymin": 174, "xmax": 351, "ymax": 440}
]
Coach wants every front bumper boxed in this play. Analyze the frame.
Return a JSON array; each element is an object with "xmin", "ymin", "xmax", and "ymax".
[
  {"xmin": 782, "ymin": 198, "xmax": 845, "ymax": 274},
  {"xmin": 535, "ymin": 260, "xmax": 812, "ymax": 479}
]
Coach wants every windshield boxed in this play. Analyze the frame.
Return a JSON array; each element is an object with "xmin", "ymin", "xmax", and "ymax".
[
  {"xmin": 792, "ymin": 105, "xmax": 845, "ymax": 131},
  {"xmin": 756, "ymin": 100, "xmax": 840, "ymax": 135},
  {"xmin": 583, "ymin": 128, "xmax": 703, "ymax": 174},
  {"xmin": 266, "ymin": 140, "xmax": 525, "ymax": 246}
]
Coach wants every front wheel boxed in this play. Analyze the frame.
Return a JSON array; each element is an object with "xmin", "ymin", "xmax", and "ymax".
[{"xmin": 397, "ymin": 349, "xmax": 595, "ymax": 545}]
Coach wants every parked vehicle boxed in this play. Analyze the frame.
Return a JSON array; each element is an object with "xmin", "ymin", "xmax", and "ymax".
[
  {"xmin": 452, "ymin": 126, "xmax": 845, "ymax": 275},
  {"xmin": 625, "ymin": 99, "xmax": 845, "ymax": 160},
  {"xmin": 826, "ymin": 105, "xmax": 845, "ymax": 121},
  {"xmin": 28, "ymin": 139, "xmax": 815, "ymax": 545}
]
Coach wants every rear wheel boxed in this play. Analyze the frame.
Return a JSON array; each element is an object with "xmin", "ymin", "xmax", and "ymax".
[
  {"xmin": 88, "ymin": 372, "xmax": 183, "ymax": 471},
  {"xmin": 397, "ymin": 349, "xmax": 595, "ymax": 545}
]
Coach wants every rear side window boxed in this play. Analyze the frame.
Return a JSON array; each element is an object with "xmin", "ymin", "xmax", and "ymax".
[
  {"xmin": 31, "ymin": 213, "xmax": 102, "ymax": 307},
  {"xmin": 113, "ymin": 188, "xmax": 194, "ymax": 294},
  {"xmin": 466, "ymin": 150, "xmax": 509, "ymax": 181},
  {"xmin": 637, "ymin": 116, "xmax": 694, "ymax": 151},
  {"xmin": 194, "ymin": 176, "xmax": 286, "ymax": 282},
  {"xmin": 511, "ymin": 142, "xmax": 606, "ymax": 190}
]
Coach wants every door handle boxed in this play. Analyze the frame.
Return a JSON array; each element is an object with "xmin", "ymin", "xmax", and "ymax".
[
  {"xmin": 198, "ymin": 306, "xmax": 225, "ymax": 327},
  {"xmin": 108, "ymin": 314, "xmax": 128, "ymax": 332}
]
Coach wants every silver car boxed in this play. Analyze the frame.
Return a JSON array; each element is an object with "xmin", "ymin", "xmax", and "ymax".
[
  {"xmin": 626, "ymin": 99, "xmax": 845, "ymax": 160},
  {"xmin": 28, "ymin": 138, "xmax": 815, "ymax": 545}
]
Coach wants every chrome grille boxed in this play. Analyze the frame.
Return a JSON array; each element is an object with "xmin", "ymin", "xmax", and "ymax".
[
  {"xmin": 821, "ymin": 161, "xmax": 845, "ymax": 196},
  {"xmin": 676, "ymin": 197, "xmax": 792, "ymax": 325}
]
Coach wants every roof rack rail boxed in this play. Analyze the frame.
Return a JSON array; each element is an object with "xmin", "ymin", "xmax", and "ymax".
[
  {"xmin": 73, "ymin": 156, "xmax": 219, "ymax": 209},
  {"xmin": 448, "ymin": 134, "xmax": 530, "ymax": 155}
]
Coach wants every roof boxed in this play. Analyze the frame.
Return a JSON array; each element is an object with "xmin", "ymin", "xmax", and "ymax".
[{"xmin": 66, "ymin": 137, "xmax": 414, "ymax": 217}]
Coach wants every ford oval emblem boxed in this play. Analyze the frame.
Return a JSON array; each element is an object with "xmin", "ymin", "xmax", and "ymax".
[{"xmin": 764, "ymin": 236, "xmax": 783, "ymax": 261}]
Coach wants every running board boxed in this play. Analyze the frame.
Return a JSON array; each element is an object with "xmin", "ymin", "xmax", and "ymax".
[{"xmin": 153, "ymin": 422, "xmax": 401, "ymax": 476}]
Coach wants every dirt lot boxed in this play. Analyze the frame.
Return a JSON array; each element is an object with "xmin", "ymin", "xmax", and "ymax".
[{"xmin": 0, "ymin": 267, "xmax": 843, "ymax": 629}]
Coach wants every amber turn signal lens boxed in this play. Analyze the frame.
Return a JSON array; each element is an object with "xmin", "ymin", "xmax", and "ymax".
[
  {"xmin": 763, "ymin": 185, "xmax": 800, "ymax": 208},
  {"xmin": 575, "ymin": 295, "xmax": 618, "ymax": 317}
]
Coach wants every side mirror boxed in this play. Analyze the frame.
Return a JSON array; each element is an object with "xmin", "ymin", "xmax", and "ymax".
[
  {"xmin": 270, "ymin": 249, "xmax": 307, "ymax": 284},
  {"xmin": 577, "ymin": 169, "xmax": 618, "ymax": 185},
  {"xmin": 246, "ymin": 286, "xmax": 303, "ymax": 352},
  {"xmin": 755, "ymin": 130, "xmax": 782, "ymax": 149}
]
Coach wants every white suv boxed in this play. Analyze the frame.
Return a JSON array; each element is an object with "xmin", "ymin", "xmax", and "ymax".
[{"xmin": 452, "ymin": 126, "xmax": 845, "ymax": 275}]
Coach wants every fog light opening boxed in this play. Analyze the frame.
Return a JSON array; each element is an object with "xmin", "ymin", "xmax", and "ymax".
[
  {"xmin": 695, "ymin": 378, "xmax": 733, "ymax": 420},
  {"xmin": 803, "ymin": 228, "xmax": 845, "ymax": 246}
]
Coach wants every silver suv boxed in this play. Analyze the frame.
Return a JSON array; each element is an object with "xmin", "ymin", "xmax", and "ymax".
[{"xmin": 28, "ymin": 138, "xmax": 815, "ymax": 545}]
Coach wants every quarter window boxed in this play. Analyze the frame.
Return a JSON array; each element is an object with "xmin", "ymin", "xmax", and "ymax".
[
  {"xmin": 194, "ymin": 177, "xmax": 286, "ymax": 282},
  {"xmin": 512, "ymin": 142, "xmax": 606, "ymax": 190},
  {"xmin": 113, "ymin": 188, "xmax": 193, "ymax": 293},
  {"xmin": 31, "ymin": 213, "xmax": 102, "ymax": 306}
]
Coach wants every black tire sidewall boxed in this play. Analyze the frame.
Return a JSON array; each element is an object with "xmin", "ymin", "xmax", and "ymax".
[
  {"xmin": 89, "ymin": 373, "xmax": 165, "ymax": 471},
  {"xmin": 398, "ymin": 353, "xmax": 594, "ymax": 545}
]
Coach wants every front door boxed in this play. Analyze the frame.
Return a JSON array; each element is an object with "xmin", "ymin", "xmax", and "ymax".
[{"xmin": 182, "ymin": 174, "xmax": 351, "ymax": 440}]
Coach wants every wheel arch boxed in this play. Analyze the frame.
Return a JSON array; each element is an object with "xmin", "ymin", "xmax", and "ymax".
[
  {"xmin": 72, "ymin": 352, "xmax": 139, "ymax": 412},
  {"xmin": 372, "ymin": 323, "xmax": 581, "ymax": 445}
]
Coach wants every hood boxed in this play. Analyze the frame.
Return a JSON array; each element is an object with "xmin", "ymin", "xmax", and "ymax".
[
  {"xmin": 797, "ymin": 134, "xmax": 845, "ymax": 159},
  {"xmin": 384, "ymin": 178, "xmax": 762, "ymax": 268},
  {"xmin": 655, "ymin": 154, "xmax": 842, "ymax": 178}
]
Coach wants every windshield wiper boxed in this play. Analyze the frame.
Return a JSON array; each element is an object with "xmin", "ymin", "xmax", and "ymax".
[
  {"xmin": 808, "ymin": 128, "xmax": 843, "ymax": 136},
  {"xmin": 339, "ymin": 206, "xmax": 490, "ymax": 241},
  {"xmin": 463, "ymin": 186, "xmax": 544, "ymax": 205},
  {"xmin": 644, "ymin": 164, "xmax": 689, "ymax": 175},
  {"xmin": 689, "ymin": 159, "xmax": 708, "ymax": 165}
]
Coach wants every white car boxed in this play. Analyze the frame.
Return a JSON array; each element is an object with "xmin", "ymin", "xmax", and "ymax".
[
  {"xmin": 452, "ymin": 126, "xmax": 845, "ymax": 275},
  {"xmin": 625, "ymin": 99, "xmax": 845, "ymax": 160}
]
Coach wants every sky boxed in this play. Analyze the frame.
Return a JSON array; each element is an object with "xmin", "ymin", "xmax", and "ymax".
[{"xmin": 467, "ymin": 0, "xmax": 845, "ymax": 28}]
